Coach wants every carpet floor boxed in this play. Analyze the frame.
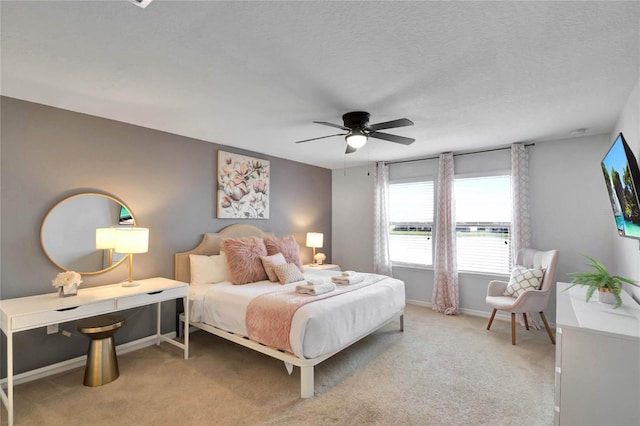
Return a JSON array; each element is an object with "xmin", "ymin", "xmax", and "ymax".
[{"xmin": 1, "ymin": 304, "xmax": 555, "ymax": 425}]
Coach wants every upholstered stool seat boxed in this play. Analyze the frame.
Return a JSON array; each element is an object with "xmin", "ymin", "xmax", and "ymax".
[{"xmin": 77, "ymin": 314, "xmax": 125, "ymax": 387}]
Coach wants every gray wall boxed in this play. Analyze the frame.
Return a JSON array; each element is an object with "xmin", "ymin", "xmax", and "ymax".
[
  {"xmin": 332, "ymin": 133, "xmax": 615, "ymax": 322},
  {"xmin": 0, "ymin": 96, "xmax": 332, "ymax": 374}
]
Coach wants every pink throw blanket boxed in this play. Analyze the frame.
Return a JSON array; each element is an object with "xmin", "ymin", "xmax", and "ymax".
[{"xmin": 245, "ymin": 274, "xmax": 385, "ymax": 353}]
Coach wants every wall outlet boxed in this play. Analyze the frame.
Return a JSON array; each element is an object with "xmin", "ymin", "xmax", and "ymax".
[{"xmin": 47, "ymin": 324, "xmax": 59, "ymax": 334}]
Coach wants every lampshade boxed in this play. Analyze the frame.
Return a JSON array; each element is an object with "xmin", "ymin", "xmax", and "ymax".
[
  {"xmin": 306, "ymin": 232, "xmax": 324, "ymax": 248},
  {"xmin": 346, "ymin": 130, "xmax": 367, "ymax": 149},
  {"xmin": 114, "ymin": 228, "xmax": 149, "ymax": 287},
  {"xmin": 114, "ymin": 228, "xmax": 149, "ymax": 254},
  {"xmin": 95, "ymin": 228, "xmax": 116, "ymax": 249}
]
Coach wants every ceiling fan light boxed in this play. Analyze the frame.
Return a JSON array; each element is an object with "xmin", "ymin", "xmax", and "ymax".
[{"xmin": 346, "ymin": 131, "xmax": 367, "ymax": 149}]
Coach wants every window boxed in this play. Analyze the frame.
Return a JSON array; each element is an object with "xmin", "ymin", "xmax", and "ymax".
[
  {"xmin": 388, "ymin": 180, "xmax": 434, "ymax": 266},
  {"xmin": 454, "ymin": 174, "xmax": 512, "ymax": 274}
]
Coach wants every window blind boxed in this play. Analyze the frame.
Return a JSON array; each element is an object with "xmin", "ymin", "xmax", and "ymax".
[
  {"xmin": 388, "ymin": 181, "xmax": 434, "ymax": 266},
  {"xmin": 454, "ymin": 175, "xmax": 512, "ymax": 274}
]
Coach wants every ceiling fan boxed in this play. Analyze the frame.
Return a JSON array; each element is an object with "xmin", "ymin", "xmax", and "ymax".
[{"xmin": 295, "ymin": 111, "xmax": 415, "ymax": 154}]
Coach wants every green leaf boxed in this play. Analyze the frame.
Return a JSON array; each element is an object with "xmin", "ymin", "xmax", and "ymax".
[
  {"xmin": 614, "ymin": 292, "xmax": 623, "ymax": 308},
  {"xmin": 585, "ymin": 286, "xmax": 596, "ymax": 302}
]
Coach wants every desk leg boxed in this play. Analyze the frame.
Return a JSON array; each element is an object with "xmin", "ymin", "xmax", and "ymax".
[
  {"xmin": 8, "ymin": 330, "xmax": 14, "ymax": 426},
  {"xmin": 156, "ymin": 301, "xmax": 162, "ymax": 346},
  {"xmin": 183, "ymin": 295, "xmax": 189, "ymax": 359}
]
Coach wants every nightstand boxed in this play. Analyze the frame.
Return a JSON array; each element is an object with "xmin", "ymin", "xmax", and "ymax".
[{"xmin": 304, "ymin": 263, "xmax": 341, "ymax": 272}]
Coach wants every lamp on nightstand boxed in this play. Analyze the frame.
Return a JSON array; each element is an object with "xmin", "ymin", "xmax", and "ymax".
[
  {"xmin": 96, "ymin": 227, "xmax": 116, "ymax": 266},
  {"xmin": 306, "ymin": 232, "xmax": 324, "ymax": 264},
  {"xmin": 114, "ymin": 228, "xmax": 149, "ymax": 287}
]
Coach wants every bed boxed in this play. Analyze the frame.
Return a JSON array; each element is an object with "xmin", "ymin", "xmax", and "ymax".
[{"xmin": 174, "ymin": 224, "xmax": 405, "ymax": 398}]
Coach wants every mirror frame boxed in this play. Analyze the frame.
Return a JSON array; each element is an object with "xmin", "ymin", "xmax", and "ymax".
[{"xmin": 40, "ymin": 192, "xmax": 137, "ymax": 275}]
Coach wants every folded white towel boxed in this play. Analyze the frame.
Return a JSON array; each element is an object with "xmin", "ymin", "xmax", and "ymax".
[
  {"xmin": 341, "ymin": 270, "xmax": 357, "ymax": 277},
  {"xmin": 295, "ymin": 282, "xmax": 336, "ymax": 295},
  {"xmin": 306, "ymin": 277, "xmax": 327, "ymax": 286},
  {"xmin": 331, "ymin": 274, "xmax": 364, "ymax": 285}
]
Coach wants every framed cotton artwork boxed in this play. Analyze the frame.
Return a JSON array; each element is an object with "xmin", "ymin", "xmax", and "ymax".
[{"xmin": 217, "ymin": 151, "xmax": 270, "ymax": 219}]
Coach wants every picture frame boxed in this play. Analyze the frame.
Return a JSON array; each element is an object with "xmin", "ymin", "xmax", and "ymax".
[{"xmin": 217, "ymin": 151, "xmax": 270, "ymax": 219}]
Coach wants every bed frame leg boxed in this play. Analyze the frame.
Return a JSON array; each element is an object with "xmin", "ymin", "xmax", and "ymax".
[
  {"xmin": 300, "ymin": 366, "xmax": 314, "ymax": 398},
  {"xmin": 400, "ymin": 314, "xmax": 404, "ymax": 332}
]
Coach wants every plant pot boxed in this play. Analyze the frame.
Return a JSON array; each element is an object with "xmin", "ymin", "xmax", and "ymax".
[{"xmin": 597, "ymin": 288, "xmax": 616, "ymax": 305}]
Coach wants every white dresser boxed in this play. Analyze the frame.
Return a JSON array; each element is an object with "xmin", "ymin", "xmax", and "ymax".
[{"xmin": 554, "ymin": 282, "xmax": 640, "ymax": 426}]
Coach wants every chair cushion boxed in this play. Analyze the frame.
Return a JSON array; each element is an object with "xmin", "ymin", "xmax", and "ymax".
[{"xmin": 503, "ymin": 265, "xmax": 545, "ymax": 297}]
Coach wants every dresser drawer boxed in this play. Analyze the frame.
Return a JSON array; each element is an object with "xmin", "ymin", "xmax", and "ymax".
[
  {"xmin": 11, "ymin": 300, "xmax": 115, "ymax": 331},
  {"xmin": 117, "ymin": 287, "xmax": 187, "ymax": 310}
]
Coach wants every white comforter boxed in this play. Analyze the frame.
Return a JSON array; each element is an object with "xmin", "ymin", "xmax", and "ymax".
[{"xmin": 189, "ymin": 270, "xmax": 405, "ymax": 359}]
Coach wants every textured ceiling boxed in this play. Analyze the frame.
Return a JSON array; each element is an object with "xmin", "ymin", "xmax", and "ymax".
[{"xmin": 1, "ymin": 1, "xmax": 639, "ymax": 169}]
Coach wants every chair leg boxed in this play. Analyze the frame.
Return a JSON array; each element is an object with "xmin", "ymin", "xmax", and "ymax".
[
  {"xmin": 523, "ymin": 313, "xmax": 530, "ymax": 330},
  {"xmin": 539, "ymin": 312, "xmax": 555, "ymax": 345},
  {"xmin": 486, "ymin": 309, "xmax": 497, "ymax": 330},
  {"xmin": 511, "ymin": 313, "xmax": 516, "ymax": 345}
]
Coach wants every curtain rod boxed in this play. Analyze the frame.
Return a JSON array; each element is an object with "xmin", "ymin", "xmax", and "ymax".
[{"xmin": 384, "ymin": 143, "xmax": 535, "ymax": 166}]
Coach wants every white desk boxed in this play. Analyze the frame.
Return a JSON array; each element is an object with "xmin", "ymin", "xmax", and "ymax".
[{"xmin": 0, "ymin": 277, "xmax": 189, "ymax": 426}]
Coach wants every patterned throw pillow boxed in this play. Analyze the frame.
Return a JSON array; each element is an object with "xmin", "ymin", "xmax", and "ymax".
[
  {"xmin": 260, "ymin": 253, "xmax": 287, "ymax": 282},
  {"xmin": 222, "ymin": 237, "xmax": 268, "ymax": 285},
  {"xmin": 272, "ymin": 263, "xmax": 305, "ymax": 284},
  {"xmin": 263, "ymin": 235, "xmax": 304, "ymax": 272},
  {"xmin": 504, "ymin": 265, "xmax": 545, "ymax": 297}
]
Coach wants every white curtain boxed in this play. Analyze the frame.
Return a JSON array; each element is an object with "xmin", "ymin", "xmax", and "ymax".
[
  {"xmin": 432, "ymin": 152, "xmax": 459, "ymax": 315},
  {"xmin": 511, "ymin": 143, "xmax": 538, "ymax": 328},
  {"xmin": 511, "ymin": 143, "xmax": 531, "ymax": 261},
  {"xmin": 373, "ymin": 161, "xmax": 392, "ymax": 276}
]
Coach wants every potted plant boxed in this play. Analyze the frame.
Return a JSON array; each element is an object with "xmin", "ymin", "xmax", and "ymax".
[{"xmin": 566, "ymin": 255, "xmax": 638, "ymax": 308}]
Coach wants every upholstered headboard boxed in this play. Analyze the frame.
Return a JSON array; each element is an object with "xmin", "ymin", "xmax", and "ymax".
[{"xmin": 174, "ymin": 224, "xmax": 273, "ymax": 284}]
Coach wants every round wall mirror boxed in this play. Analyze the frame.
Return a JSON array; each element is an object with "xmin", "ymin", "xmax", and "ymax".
[{"xmin": 40, "ymin": 193, "xmax": 137, "ymax": 275}]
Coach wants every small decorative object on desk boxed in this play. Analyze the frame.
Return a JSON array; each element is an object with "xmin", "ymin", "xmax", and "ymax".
[
  {"xmin": 566, "ymin": 255, "xmax": 638, "ymax": 308},
  {"xmin": 52, "ymin": 271, "xmax": 82, "ymax": 297},
  {"xmin": 314, "ymin": 252, "xmax": 326, "ymax": 265}
]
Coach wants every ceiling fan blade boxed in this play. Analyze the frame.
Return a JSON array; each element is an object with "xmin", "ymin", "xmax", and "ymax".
[
  {"xmin": 345, "ymin": 144, "xmax": 358, "ymax": 154},
  {"xmin": 295, "ymin": 133, "xmax": 346, "ymax": 144},
  {"xmin": 368, "ymin": 118, "xmax": 414, "ymax": 131},
  {"xmin": 370, "ymin": 131, "xmax": 415, "ymax": 145},
  {"xmin": 313, "ymin": 121, "xmax": 350, "ymax": 131}
]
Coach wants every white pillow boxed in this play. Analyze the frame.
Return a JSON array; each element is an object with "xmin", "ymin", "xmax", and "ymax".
[
  {"xmin": 503, "ymin": 265, "xmax": 545, "ymax": 297},
  {"xmin": 189, "ymin": 253, "xmax": 230, "ymax": 285}
]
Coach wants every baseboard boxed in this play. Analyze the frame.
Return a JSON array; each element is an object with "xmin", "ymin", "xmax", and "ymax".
[
  {"xmin": 406, "ymin": 299, "xmax": 431, "ymax": 308},
  {"xmin": 406, "ymin": 299, "xmax": 556, "ymax": 327},
  {"xmin": 0, "ymin": 332, "xmax": 177, "ymax": 387}
]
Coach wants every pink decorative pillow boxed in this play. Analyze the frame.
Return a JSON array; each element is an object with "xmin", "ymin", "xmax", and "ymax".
[
  {"xmin": 261, "ymin": 253, "xmax": 287, "ymax": 282},
  {"xmin": 264, "ymin": 235, "xmax": 304, "ymax": 272},
  {"xmin": 222, "ymin": 237, "xmax": 268, "ymax": 285}
]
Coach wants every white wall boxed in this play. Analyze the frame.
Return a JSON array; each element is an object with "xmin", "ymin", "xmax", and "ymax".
[
  {"xmin": 332, "ymin": 134, "xmax": 614, "ymax": 322},
  {"xmin": 611, "ymin": 75, "xmax": 640, "ymax": 302}
]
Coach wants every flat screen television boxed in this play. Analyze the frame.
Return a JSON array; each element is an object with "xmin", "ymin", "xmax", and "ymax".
[
  {"xmin": 601, "ymin": 132, "xmax": 640, "ymax": 240},
  {"xmin": 119, "ymin": 205, "xmax": 134, "ymax": 225}
]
